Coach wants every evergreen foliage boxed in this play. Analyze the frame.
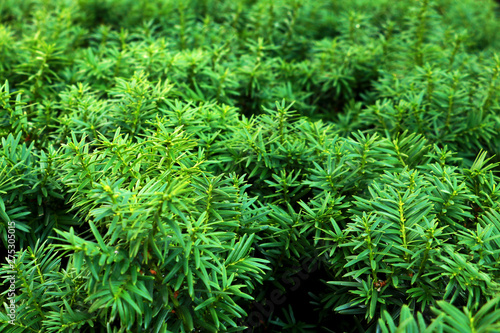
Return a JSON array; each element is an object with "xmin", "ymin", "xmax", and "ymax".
[{"xmin": 1, "ymin": 0, "xmax": 500, "ymax": 332}]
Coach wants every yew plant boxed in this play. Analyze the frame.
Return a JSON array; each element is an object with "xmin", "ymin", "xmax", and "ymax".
[{"xmin": 1, "ymin": 0, "xmax": 500, "ymax": 332}]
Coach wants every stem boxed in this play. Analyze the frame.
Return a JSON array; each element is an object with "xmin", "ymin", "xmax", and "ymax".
[
  {"xmin": 414, "ymin": 0, "xmax": 429, "ymax": 66},
  {"xmin": 398, "ymin": 194, "xmax": 409, "ymax": 263}
]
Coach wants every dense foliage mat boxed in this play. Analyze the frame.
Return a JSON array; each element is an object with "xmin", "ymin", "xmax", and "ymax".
[{"xmin": 1, "ymin": 0, "xmax": 500, "ymax": 332}]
